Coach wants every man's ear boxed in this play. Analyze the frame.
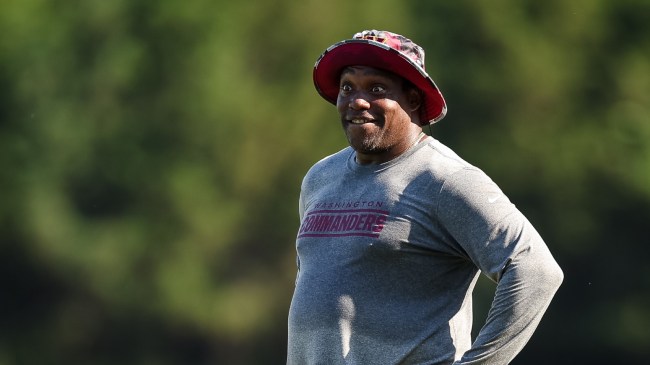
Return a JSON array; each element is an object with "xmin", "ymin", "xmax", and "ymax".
[{"xmin": 408, "ymin": 88, "xmax": 422, "ymax": 112}]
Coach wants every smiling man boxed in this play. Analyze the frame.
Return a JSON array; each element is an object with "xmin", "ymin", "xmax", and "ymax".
[
  {"xmin": 337, "ymin": 65, "xmax": 423, "ymax": 163},
  {"xmin": 287, "ymin": 30, "xmax": 563, "ymax": 365}
]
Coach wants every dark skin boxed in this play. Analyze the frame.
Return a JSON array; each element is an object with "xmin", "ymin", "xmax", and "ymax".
[{"xmin": 336, "ymin": 66, "xmax": 425, "ymax": 165}]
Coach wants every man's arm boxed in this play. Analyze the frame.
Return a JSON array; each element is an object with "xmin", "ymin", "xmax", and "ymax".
[
  {"xmin": 455, "ymin": 227, "xmax": 563, "ymax": 364},
  {"xmin": 438, "ymin": 168, "xmax": 563, "ymax": 364}
]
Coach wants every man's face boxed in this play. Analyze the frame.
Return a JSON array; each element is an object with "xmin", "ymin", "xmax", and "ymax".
[{"xmin": 336, "ymin": 66, "xmax": 419, "ymax": 161}]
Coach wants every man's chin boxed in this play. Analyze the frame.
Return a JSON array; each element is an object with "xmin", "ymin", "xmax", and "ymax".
[
  {"xmin": 349, "ymin": 140, "xmax": 387, "ymax": 155},
  {"xmin": 344, "ymin": 127, "xmax": 387, "ymax": 154}
]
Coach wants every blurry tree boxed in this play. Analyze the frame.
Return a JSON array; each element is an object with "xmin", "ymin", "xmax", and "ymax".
[
  {"xmin": 0, "ymin": 0, "xmax": 411, "ymax": 364},
  {"xmin": 0, "ymin": 0, "xmax": 648, "ymax": 364}
]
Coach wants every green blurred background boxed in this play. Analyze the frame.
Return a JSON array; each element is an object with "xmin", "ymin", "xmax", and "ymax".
[{"xmin": 1, "ymin": 0, "xmax": 649, "ymax": 364}]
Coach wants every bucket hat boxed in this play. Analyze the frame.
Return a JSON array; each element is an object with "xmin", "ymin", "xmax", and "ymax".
[{"xmin": 313, "ymin": 30, "xmax": 447, "ymax": 125}]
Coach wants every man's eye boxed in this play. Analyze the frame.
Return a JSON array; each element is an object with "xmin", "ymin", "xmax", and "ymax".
[
  {"xmin": 371, "ymin": 85, "xmax": 386, "ymax": 93},
  {"xmin": 340, "ymin": 84, "xmax": 352, "ymax": 92}
]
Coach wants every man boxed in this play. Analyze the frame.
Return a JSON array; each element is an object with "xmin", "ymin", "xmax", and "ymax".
[{"xmin": 287, "ymin": 30, "xmax": 563, "ymax": 365}]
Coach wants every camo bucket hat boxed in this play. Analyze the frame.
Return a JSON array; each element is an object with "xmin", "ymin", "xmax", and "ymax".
[{"xmin": 313, "ymin": 30, "xmax": 447, "ymax": 125}]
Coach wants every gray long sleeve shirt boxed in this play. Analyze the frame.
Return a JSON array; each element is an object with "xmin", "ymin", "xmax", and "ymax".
[{"xmin": 287, "ymin": 137, "xmax": 563, "ymax": 364}]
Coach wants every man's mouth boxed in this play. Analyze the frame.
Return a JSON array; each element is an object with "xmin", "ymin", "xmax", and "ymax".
[{"xmin": 347, "ymin": 116, "xmax": 376, "ymax": 125}]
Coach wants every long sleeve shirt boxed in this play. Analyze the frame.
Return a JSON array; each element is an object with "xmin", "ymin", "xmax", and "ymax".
[{"xmin": 287, "ymin": 137, "xmax": 563, "ymax": 364}]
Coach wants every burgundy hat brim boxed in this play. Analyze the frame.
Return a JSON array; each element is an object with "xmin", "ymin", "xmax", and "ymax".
[{"xmin": 313, "ymin": 39, "xmax": 447, "ymax": 125}]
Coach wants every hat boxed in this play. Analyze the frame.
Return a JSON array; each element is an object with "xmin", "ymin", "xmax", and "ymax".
[{"xmin": 313, "ymin": 30, "xmax": 447, "ymax": 125}]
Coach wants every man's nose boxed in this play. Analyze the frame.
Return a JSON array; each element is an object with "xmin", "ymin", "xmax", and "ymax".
[{"xmin": 348, "ymin": 97, "xmax": 370, "ymax": 110}]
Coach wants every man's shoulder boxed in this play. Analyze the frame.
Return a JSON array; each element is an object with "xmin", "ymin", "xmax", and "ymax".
[
  {"xmin": 299, "ymin": 147, "xmax": 352, "ymax": 200},
  {"xmin": 421, "ymin": 140, "xmax": 504, "ymax": 201},
  {"xmin": 419, "ymin": 138, "xmax": 480, "ymax": 178},
  {"xmin": 307, "ymin": 147, "xmax": 352, "ymax": 173}
]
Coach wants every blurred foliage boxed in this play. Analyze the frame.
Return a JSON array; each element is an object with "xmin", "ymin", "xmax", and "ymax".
[{"xmin": 0, "ymin": 0, "xmax": 648, "ymax": 364}]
